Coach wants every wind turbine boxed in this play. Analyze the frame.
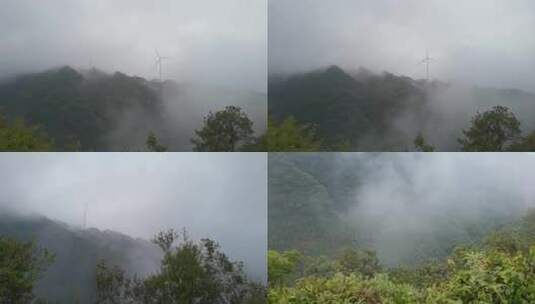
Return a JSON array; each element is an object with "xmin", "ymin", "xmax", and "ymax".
[
  {"xmin": 154, "ymin": 49, "xmax": 171, "ymax": 82},
  {"xmin": 418, "ymin": 49, "xmax": 434, "ymax": 81}
]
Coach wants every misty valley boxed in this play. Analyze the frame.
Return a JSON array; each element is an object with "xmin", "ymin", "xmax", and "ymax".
[
  {"xmin": 268, "ymin": 66, "xmax": 535, "ymax": 152},
  {"xmin": 0, "ymin": 213, "xmax": 265, "ymax": 304},
  {"xmin": 268, "ymin": 153, "xmax": 535, "ymax": 303},
  {"xmin": 0, "ymin": 66, "xmax": 266, "ymax": 152}
]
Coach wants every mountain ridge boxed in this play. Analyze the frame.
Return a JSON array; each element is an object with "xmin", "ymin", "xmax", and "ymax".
[
  {"xmin": 0, "ymin": 66, "xmax": 267, "ymax": 151},
  {"xmin": 0, "ymin": 211, "xmax": 162, "ymax": 303},
  {"xmin": 269, "ymin": 65, "xmax": 535, "ymax": 151}
]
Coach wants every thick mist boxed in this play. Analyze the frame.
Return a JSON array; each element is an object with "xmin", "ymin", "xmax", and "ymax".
[
  {"xmin": 269, "ymin": 0, "xmax": 535, "ymax": 92},
  {"xmin": 0, "ymin": 0, "xmax": 266, "ymax": 93},
  {"xmin": 0, "ymin": 153, "xmax": 267, "ymax": 281},
  {"xmin": 340, "ymin": 153, "xmax": 535, "ymax": 265},
  {"xmin": 158, "ymin": 83, "xmax": 267, "ymax": 151}
]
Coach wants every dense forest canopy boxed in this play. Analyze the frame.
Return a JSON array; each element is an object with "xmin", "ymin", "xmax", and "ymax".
[
  {"xmin": 269, "ymin": 153, "xmax": 535, "ymax": 263},
  {"xmin": 268, "ymin": 66, "xmax": 535, "ymax": 151},
  {"xmin": 0, "ymin": 66, "xmax": 266, "ymax": 151},
  {"xmin": 268, "ymin": 153, "xmax": 535, "ymax": 302},
  {"xmin": 0, "ymin": 213, "xmax": 266, "ymax": 303},
  {"xmin": 0, "ymin": 213, "xmax": 161, "ymax": 303}
]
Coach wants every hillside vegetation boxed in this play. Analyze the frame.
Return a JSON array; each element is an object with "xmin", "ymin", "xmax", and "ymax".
[
  {"xmin": 0, "ymin": 66, "xmax": 266, "ymax": 151},
  {"xmin": 0, "ymin": 213, "xmax": 266, "ymax": 303},
  {"xmin": 269, "ymin": 211, "xmax": 535, "ymax": 303},
  {"xmin": 268, "ymin": 154, "xmax": 535, "ymax": 302},
  {"xmin": 269, "ymin": 66, "xmax": 535, "ymax": 151}
]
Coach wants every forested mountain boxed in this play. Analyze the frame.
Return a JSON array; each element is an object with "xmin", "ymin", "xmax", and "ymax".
[
  {"xmin": 0, "ymin": 211, "xmax": 266, "ymax": 303},
  {"xmin": 269, "ymin": 66, "xmax": 535, "ymax": 151},
  {"xmin": 269, "ymin": 210, "xmax": 535, "ymax": 303},
  {"xmin": 268, "ymin": 154, "xmax": 535, "ymax": 302},
  {"xmin": 0, "ymin": 212, "xmax": 161, "ymax": 303},
  {"xmin": 268, "ymin": 154, "xmax": 527, "ymax": 265},
  {"xmin": 268, "ymin": 153, "xmax": 370, "ymax": 256},
  {"xmin": 0, "ymin": 66, "xmax": 266, "ymax": 151}
]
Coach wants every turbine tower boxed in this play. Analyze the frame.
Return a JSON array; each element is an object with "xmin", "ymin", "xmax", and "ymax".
[
  {"xmin": 418, "ymin": 49, "xmax": 433, "ymax": 81},
  {"xmin": 154, "ymin": 49, "xmax": 171, "ymax": 82}
]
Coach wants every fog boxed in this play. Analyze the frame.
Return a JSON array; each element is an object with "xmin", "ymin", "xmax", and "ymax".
[
  {"xmin": 269, "ymin": 0, "xmax": 535, "ymax": 92},
  {"xmin": 0, "ymin": 0, "xmax": 267, "ymax": 93},
  {"xmin": 342, "ymin": 153, "xmax": 535, "ymax": 265},
  {"xmin": 0, "ymin": 153, "xmax": 267, "ymax": 280}
]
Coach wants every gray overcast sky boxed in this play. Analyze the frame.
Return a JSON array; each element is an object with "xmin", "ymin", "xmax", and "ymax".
[
  {"xmin": 0, "ymin": 0, "xmax": 267, "ymax": 92},
  {"xmin": 0, "ymin": 153, "xmax": 267, "ymax": 279},
  {"xmin": 269, "ymin": 0, "xmax": 535, "ymax": 91}
]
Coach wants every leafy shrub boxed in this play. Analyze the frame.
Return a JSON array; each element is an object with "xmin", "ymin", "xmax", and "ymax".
[{"xmin": 269, "ymin": 273, "xmax": 421, "ymax": 304}]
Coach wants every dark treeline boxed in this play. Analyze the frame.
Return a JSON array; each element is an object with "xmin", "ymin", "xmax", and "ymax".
[
  {"xmin": 268, "ymin": 66, "xmax": 535, "ymax": 151},
  {"xmin": 0, "ymin": 66, "xmax": 266, "ymax": 152},
  {"xmin": 0, "ymin": 215, "xmax": 265, "ymax": 303},
  {"xmin": 268, "ymin": 153, "xmax": 535, "ymax": 302}
]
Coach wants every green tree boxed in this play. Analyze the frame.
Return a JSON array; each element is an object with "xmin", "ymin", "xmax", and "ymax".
[
  {"xmin": 256, "ymin": 117, "xmax": 322, "ymax": 151},
  {"xmin": 268, "ymin": 273, "xmax": 421, "ymax": 304},
  {"xmin": 458, "ymin": 106, "xmax": 521, "ymax": 151},
  {"xmin": 427, "ymin": 248, "xmax": 535, "ymax": 303},
  {"xmin": 414, "ymin": 132, "xmax": 435, "ymax": 152},
  {"xmin": 95, "ymin": 229, "xmax": 262, "ymax": 304},
  {"xmin": 0, "ymin": 115, "xmax": 54, "ymax": 151},
  {"xmin": 268, "ymin": 250, "xmax": 301, "ymax": 286},
  {"xmin": 336, "ymin": 248, "xmax": 382, "ymax": 278},
  {"xmin": 95, "ymin": 260, "xmax": 133, "ymax": 304},
  {"xmin": 0, "ymin": 238, "xmax": 55, "ymax": 304},
  {"xmin": 191, "ymin": 106, "xmax": 254, "ymax": 152},
  {"xmin": 146, "ymin": 131, "xmax": 168, "ymax": 152}
]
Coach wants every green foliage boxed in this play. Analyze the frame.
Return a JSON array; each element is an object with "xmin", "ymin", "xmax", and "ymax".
[
  {"xmin": 458, "ymin": 105, "xmax": 522, "ymax": 151},
  {"xmin": 268, "ymin": 154, "xmax": 351, "ymax": 255},
  {"xmin": 269, "ymin": 248, "xmax": 535, "ymax": 304},
  {"xmin": 0, "ymin": 67, "xmax": 165, "ymax": 151},
  {"xmin": 336, "ymin": 248, "xmax": 382, "ymax": 278},
  {"xmin": 414, "ymin": 132, "xmax": 435, "ymax": 152},
  {"xmin": 95, "ymin": 229, "xmax": 265, "ymax": 304},
  {"xmin": 268, "ymin": 209, "xmax": 535, "ymax": 303},
  {"xmin": 0, "ymin": 237, "xmax": 55, "ymax": 304},
  {"xmin": 0, "ymin": 214, "xmax": 162, "ymax": 303},
  {"xmin": 259, "ymin": 117, "xmax": 323, "ymax": 151},
  {"xmin": 95, "ymin": 260, "xmax": 132, "ymax": 303},
  {"xmin": 146, "ymin": 132, "xmax": 168, "ymax": 152},
  {"xmin": 268, "ymin": 250, "xmax": 302, "ymax": 286},
  {"xmin": 269, "ymin": 273, "xmax": 421, "ymax": 304},
  {"xmin": 268, "ymin": 66, "xmax": 430, "ymax": 151},
  {"xmin": 269, "ymin": 65, "xmax": 535, "ymax": 151},
  {"xmin": 389, "ymin": 262, "xmax": 449, "ymax": 289},
  {"xmin": 484, "ymin": 209, "xmax": 535, "ymax": 254},
  {"xmin": 191, "ymin": 105, "xmax": 254, "ymax": 152},
  {"xmin": 426, "ymin": 248, "xmax": 535, "ymax": 303},
  {"xmin": 0, "ymin": 115, "xmax": 54, "ymax": 151}
]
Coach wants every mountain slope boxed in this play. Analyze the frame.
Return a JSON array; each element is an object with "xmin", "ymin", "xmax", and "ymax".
[
  {"xmin": 0, "ymin": 67, "xmax": 164, "ymax": 150},
  {"xmin": 0, "ymin": 212, "xmax": 161, "ymax": 303},
  {"xmin": 0, "ymin": 66, "xmax": 267, "ymax": 151},
  {"xmin": 269, "ymin": 66, "xmax": 535, "ymax": 151},
  {"xmin": 268, "ymin": 154, "xmax": 354, "ymax": 255},
  {"xmin": 268, "ymin": 154, "xmax": 526, "ymax": 265}
]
